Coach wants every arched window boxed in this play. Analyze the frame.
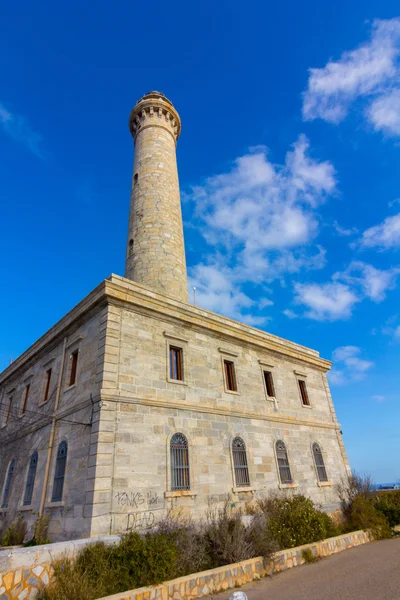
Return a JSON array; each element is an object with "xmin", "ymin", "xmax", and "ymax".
[
  {"xmin": 2, "ymin": 459, "xmax": 15, "ymax": 508},
  {"xmin": 232, "ymin": 437, "xmax": 250, "ymax": 487},
  {"xmin": 170, "ymin": 433, "xmax": 190, "ymax": 491},
  {"xmin": 24, "ymin": 451, "xmax": 38, "ymax": 506},
  {"xmin": 52, "ymin": 441, "xmax": 67, "ymax": 502},
  {"xmin": 312, "ymin": 443, "xmax": 328, "ymax": 482},
  {"xmin": 276, "ymin": 440, "xmax": 292, "ymax": 484}
]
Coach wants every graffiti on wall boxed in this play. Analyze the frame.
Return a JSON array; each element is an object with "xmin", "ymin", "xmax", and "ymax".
[{"xmin": 113, "ymin": 489, "xmax": 165, "ymax": 532}]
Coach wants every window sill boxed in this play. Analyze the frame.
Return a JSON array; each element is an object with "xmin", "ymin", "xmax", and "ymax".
[
  {"xmin": 38, "ymin": 400, "xmax": 49, "ymax": 407},
  {"xmin": 64, "ymin": 384, "xmax": 77, "ymax": 393},
  {"xmin": 0, "ymin": 508, "xmax": 9, "ymax": 514},
  {"xmin": 166, "ymin": 378, "xmax": 188, "ymax": 386},
  {"xmin": 19, "ymin": 505, "xmax": 33, "ymax": 511},
  {"xmin": 224, "ymin": 389, "xmax": 240, "ymax": 396},
  {"xmin": 45, "ymin": 501, "xmax": 65, "ymax": 508},
  {"xmin": 301, "ymin": 404, "xmax": 313, "ymax": 409},
  {"xmin": 318, "ymin": 480, "xmax": 333, "ymax": 487},
  {"xmin": 278, "ymin": 483, "xmax": 298, "ymax": 490},
  {"xmin": 165, "ymin": 490, "xmax": 196, "ymax": 498},
  {"xmin": 18, "ymin": 413, "xmax": 26, "ymax": 419},
  {"xmin": 232, "ymin": 486, "xmax": 257, "ymax": 494}
]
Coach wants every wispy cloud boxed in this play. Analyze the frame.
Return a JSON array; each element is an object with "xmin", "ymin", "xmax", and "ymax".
[
  {"xmin": 187, "ymin": 136, "xmax": 336, "ymax": 323},
  {"xmin": 358, "ymin": 212, "xmax": 400, "ymax": 249},
  {"xmin": 293, "ymin": 261, "xmax": 399, "ymax": 321},
  {"xmin": 329, "ymin": 345, "xmax": 373, "ymax": 385},
  {"xmin": 302, "ymin": 18, "xmax": 400, "ymax": 137},
  {"xmin": 372, "ymin": 394, "xmax": 385, "ymax": 402},
  {"xmin": 0, "ymin": 101, "xmax": 44, "ymax": 157},
  {"xmin": 333, "ymin": 220, "xmax": 358, "ymax": 237}
]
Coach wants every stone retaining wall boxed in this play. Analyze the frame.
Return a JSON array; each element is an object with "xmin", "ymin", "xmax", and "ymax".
[
  {"xmin": 97, "ymin": 530, "xmax": 372, "ymax": 600},
  {"xmin": 0, "ymin": 530, "xmax": 371, "ymax": 600}
]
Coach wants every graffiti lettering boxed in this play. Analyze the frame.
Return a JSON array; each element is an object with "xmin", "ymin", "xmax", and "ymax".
[
  {"xmin": 115, "ymin": 491, "xmax": 146, "ymax": 509},
  {"xmin": 126, "ymin": 511, "xmax": 156, "ymax": 531}
]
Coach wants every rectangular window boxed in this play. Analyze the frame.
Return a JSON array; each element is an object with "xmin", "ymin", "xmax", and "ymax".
[
  {"xmin": 264, "ymin": 371, "xmax": 275, "ymax": 397},
  {"xmin": 5, "ymin": 396, "xmax": 13, "ymax": 425},
  {"xmin": 69, "ymin": 351, "xmax": 78, "ymax": 386},
  {"xmin": 21, "ymin": 384, "xmax": 30, "ymax": 415},
  {"xmin": 224, "ymin": 360, "xmax": 237, "ymax": 392},
  {"xmin": 43, "ymin": 368, "xmax": 52, "ymax": 402},
  {"xmin": 299, "ymin": 379, "xmax": 310, "ymax": 406},
  {"xmin": 169, "ymin": 346, "xmax": 183, "ymax": 381}
]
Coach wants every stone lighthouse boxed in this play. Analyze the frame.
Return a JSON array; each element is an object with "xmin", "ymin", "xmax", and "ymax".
[{"xmin": 125, "ymin": 91, "xmax": 189, "ymax": 303}]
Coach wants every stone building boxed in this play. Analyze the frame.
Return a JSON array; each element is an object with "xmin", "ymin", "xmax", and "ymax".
[{"xmin": 0, "ymin": 92, "xmax": 351, "ymax": 541}]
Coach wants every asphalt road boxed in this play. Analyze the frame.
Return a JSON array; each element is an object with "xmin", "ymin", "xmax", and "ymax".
[{"xmin": 208, "ymin": 538, "xmax": 400, "ymax": 600}]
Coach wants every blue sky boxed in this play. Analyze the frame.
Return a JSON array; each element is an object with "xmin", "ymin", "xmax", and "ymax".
[{"xmin": 1, "ymin": 1, "xmax": 399, "ymax": 482}]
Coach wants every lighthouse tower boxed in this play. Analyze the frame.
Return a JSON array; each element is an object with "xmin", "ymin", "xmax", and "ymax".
[{"xmin": 125, "ymin": 91, "xmax": 188, "ymax": 303}]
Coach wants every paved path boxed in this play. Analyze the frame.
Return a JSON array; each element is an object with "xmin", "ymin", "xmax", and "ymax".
[{"xmin": 208, "ymin": 538, "xmax": 400, "ymax": 600}]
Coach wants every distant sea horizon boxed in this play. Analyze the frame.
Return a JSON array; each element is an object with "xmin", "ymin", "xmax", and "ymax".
[{"xmin": 372, "ymin": 482, "xmax": 400, "ymax": 490}]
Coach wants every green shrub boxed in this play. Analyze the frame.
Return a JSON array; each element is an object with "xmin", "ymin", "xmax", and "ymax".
[
  {"xmin": 203, "ymin": 502, "xmax": 254, "ymax": 567},
  {"xmin": 373, "ymin": 492, "xmax": 400, "ymax": 528},
  {"xmin": 257, "ymin": 494, "xmax": 340, "ymax": 549},
  {"xmin": 1, "ymin": 514, "xmax": 27, "ymax": 546},
  {"xmin": 301, "ymin": 548, "xmax": 318, "ymax": 564},
  {"xmin": 343, "ymin": 496, "xmax": 392, "ymax": 539},
  {"xmin": 24, "ymin": 515, "xmax": 51, "ymax": 547}
]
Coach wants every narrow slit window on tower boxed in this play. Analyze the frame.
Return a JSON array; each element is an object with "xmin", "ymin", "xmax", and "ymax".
[
  {"xmin": 264, "ymin": 371, "xmax": 275, "ymax": 397},
  {"xmin": 133, "ymin": 173, "xmax": 138, "ymax": 185},
  {"xmin": 298, "ymin": 379, "xmax": 310, "ymax": 406},
  {"xmin": 43, "ymin": 368, "xmax": 52, "ymax": 403},
  {"xmin": 224, "ymin": 360, "xmax": 237, "ymax": 392},
  {"xmin": 21, "ymin": 384, "xmax": 30, "ymax": 415},
  {"xmin": 169, "ymin": 346, "xmax": 183, "ymax": 381},
  {"xmin": 128, "ymin": 239, "xmax": 134, "ymax": 256},
  {"xmin": 69, "ymin": 351, "xmax": 78, "ymax": 386}
]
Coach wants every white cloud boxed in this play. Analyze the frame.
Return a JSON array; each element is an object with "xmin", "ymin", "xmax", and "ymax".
[
  {"xmin": 367, "ymin": 88, "xmax": 400, "ymax": 136},
  {"xmin": 372, "ymin": 394, "xmax": 385, "ymax": 402},
  {"xmin": 359, "ymin": 212, "xmax": 400, "ymax": 249},
  {"xmin": 188, "ymin": 264, "xmax": 269, "ymax": 325},
  {"xmin": 294, "ymin": 281, "xmax": 359, "ymax": 321},
  {"xmin": 302, "ymin": 18, "xmax": 400, "ymax": 137},
  {"xmin": 338, "ymin": 261, "xmax": 400, "ymax": 302},
  {"xmin": 294, "ymin": 261, "xmax": 399, "ymax": 321},
  {"xmin": 0, "ymin": 101, "xmax": 43, "ymax": 157},
  {"xmin": 282, "ymin": 309, "xmax": 298, "ymax": 319},
  {"xmin": 329, "ymin": 345, "xmax": 373, "ymax": 385},
  {"xmin": 333, "ymin": 220, "xmax": 358, "ymax": 236},
  {"xmin": 187, "ymin": 136, "xmax": 337, "ymax": 321}
]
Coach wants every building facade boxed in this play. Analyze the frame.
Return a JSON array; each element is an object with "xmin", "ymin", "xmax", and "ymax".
[{"xmin": 0, "ymin": 92, "xmax": 351, "ymax": 541}]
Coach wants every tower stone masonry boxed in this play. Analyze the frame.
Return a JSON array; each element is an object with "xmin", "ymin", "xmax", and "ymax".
[{"xmin": 125, "ymin": 91, "xmax": 189, "ymax": 302}]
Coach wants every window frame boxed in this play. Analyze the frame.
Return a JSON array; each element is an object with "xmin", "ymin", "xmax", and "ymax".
[
  {"xmin": 164, "ymin": 332, "xmax": 189, "ymax": 386},
  {"xmin": 51, "ymin": 441, "xmax": 68, "ymax": 502},
  {"xmin": 23, "ymin": 451, "xmax": 38, "ymax": 506},
  {"xmin": 169, "ymin": 345, "xmax": 184, "ymax": 381},
  {"xmin": 312, "ymin": 442, "xmax": 330, "ymax": 485},
  {"xmin": 294, "ymin": 371, "xmax": 312, "ymax": 408},
  {"xmin": 20, "ymin": 383, "xmax": 31, "ymax": 416},
  {"xmin": 231, "ymin": 436, "xmax": 251, "ymax": 488},
  {"xmin": 69, "ymin": 350, "xmax": 79, "ymax": 387},
  {"xmin": 42, "ymin": 368, "xmax": 52, "ymax": 404},
  {"xmin": 1, "ymin": 459, "xmax": 16, "ymax": 509},
  {"xmin": 4, "ymin": 394, "xmax": 13, "ymax": 426},
  {"xmin": 169, "ymin": 432, "xmax": 191, "ymax": 492},
  {"xmin": 274, "ymin": 440, "xmax": 295, "ymax": 487}
]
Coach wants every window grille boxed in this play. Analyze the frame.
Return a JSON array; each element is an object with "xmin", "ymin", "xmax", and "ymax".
[
  {"xmin": 52, "ymin": 441, "xmax": 67, "ymax": 502},
  {"xmin": 264, "ymin": 371, "xmax": 275, "ymax": 397},
  {"xmin": 312, "ymin": 443, "xmax": 328, "ymax": 482},
  {"xmin": 276, "ymin": 440, "xmax": 292, "ymax": 484},
  {"xmin": 224, "ymin": 360, "xmax": 237, "ymax": 392},
  {"xmin": 232, "ymin": 437, "xmax": 250, "ymax": 487},
  {"xmin": 169, "ymin": 346, "xmax": 183, "ymax": 381},
  {"xmin": 24, "ymin": 451, "xmax": 38, "ymax": 506},
  {"xmin": 2, "ymin": 459, "xmax": 15, "ymax": 508},
  {"xmin": 299, "ymin": 379, "xmax": 310, "ymax": 406},
  {"xmin": 170, "ymin": 433, "xmax": 190, "ymax": 490}
]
